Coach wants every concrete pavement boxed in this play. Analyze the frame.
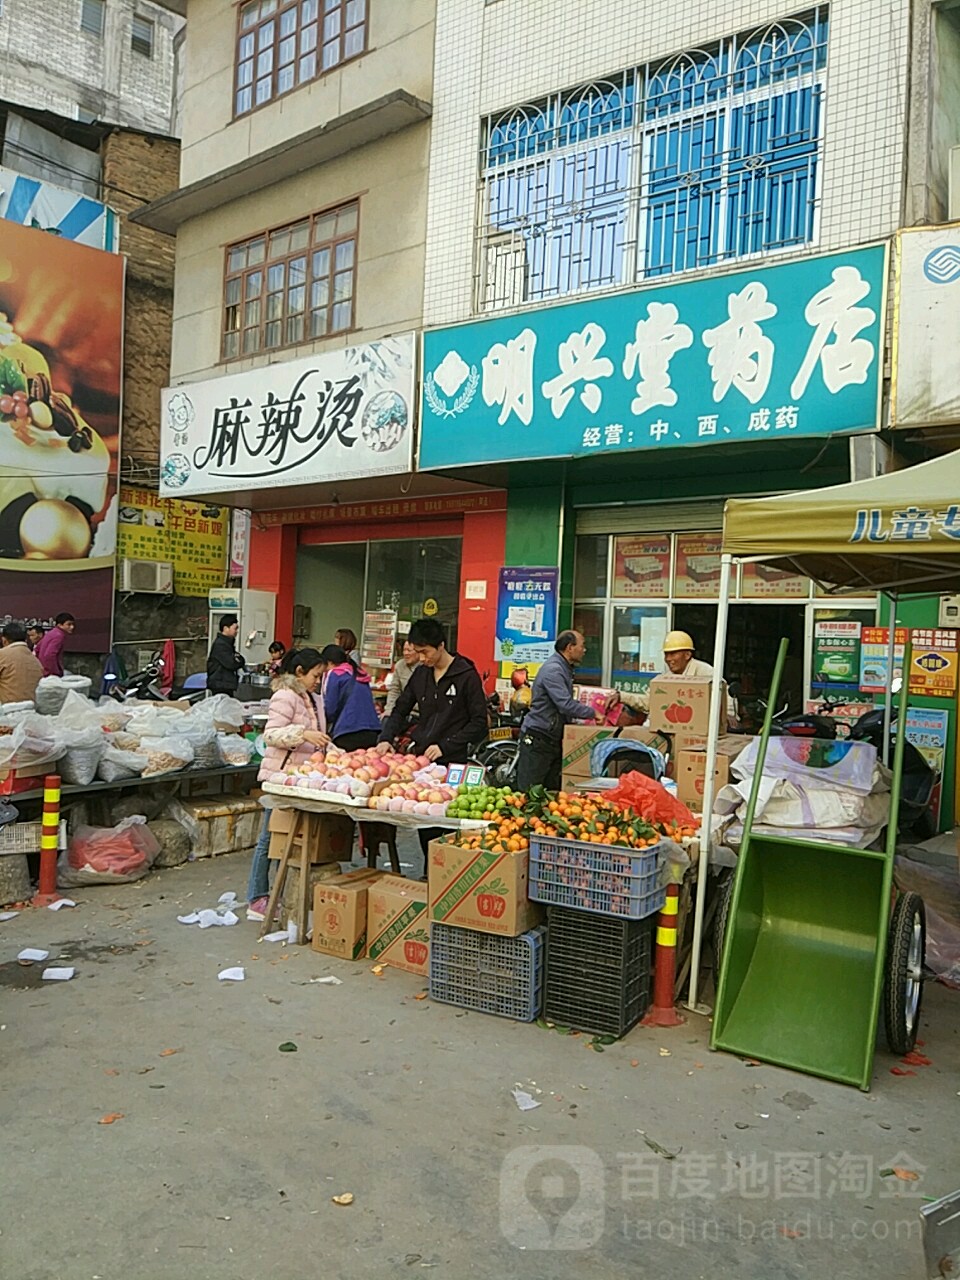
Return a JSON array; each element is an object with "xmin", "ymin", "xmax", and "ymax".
[{"xmin": 1, "ymin": 851, "xmax": 958, "ymax": 1280}]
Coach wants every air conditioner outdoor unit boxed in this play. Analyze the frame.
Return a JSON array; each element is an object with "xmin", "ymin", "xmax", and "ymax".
[{"xmin": 119, "ymin": 558, "xmax": 174, "ymax": 594}]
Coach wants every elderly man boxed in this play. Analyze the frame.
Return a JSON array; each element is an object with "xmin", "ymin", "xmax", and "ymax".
[
  {"xmin": 617, "ymin": 630, "xmax": 727, "ymax": 718},
  {"xmin": 0, "ymin": 622, "xmax": 43, "ymax": 703},
  {"xmin": 516, "ymin": 629, "xmax": 598, "ymax": 792}
]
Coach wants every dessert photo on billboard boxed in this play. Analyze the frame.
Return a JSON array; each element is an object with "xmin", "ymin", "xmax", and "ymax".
[{"xmin": 0, "ymin": 219, "xmax": 124, "ymax": 651}]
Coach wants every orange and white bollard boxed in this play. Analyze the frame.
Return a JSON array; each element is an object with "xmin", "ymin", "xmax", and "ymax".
[
  {"xmin": 32, "ymin": 774, "xmax": 61, "ymax": 907},
  {"xmin": 641, "ymin": 882, "xmax": 685, "ymax": 1028}
]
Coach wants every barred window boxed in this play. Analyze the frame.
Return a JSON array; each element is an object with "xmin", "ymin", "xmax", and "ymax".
[
  {"xmin": 235, "ymin": 0, "xmax": 367, "ymax": 117},
  {"xmin": 477, "ymin": 8, "xmax": 828, "ymax": 311},
  {"xmin": 222, "ymin": 202, "xmax": 358, "ymax": 360}
]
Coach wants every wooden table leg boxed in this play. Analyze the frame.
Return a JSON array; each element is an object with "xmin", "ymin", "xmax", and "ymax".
[{"xmin": 259, "ymin": 811, "xmax": 299, "ymax": 940}]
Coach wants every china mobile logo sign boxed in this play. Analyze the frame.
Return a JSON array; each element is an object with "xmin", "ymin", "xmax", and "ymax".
[
  {"xmin": 921, "ymin": 245, "xmax": 960, "ymax": 285},
  {"xmin": 498, "ymin": 1145, "xmax": 926, "ymax": 1252}
]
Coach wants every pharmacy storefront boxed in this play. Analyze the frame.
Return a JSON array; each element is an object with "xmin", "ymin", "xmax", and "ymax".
[{"xmin": 419, "ymin": 244, "xmax": 888, "ymax": 715}]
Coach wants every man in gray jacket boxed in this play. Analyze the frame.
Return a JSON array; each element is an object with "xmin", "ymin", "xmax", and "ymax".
[{"xmin": 516, "ymin": 630, "xmax": 598, "ymax": 792}]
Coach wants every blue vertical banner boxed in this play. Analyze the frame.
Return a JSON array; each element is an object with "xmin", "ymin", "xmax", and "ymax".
[{"xmin": 496, "ymin": 567, "xmax": 559, "ymax": 665}]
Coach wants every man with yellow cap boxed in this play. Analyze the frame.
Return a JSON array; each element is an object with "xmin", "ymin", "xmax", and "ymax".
[{"xmin": 614, "ymin": 630, "xmax": 727, "ymax": 717}]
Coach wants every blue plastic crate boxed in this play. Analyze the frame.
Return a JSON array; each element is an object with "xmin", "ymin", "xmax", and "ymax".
[
  {"xmin": 429, "ymin": 923, "xmax": 546, "ymax": 1022},
  {"xmin": 529, "ymin": 836, "xmax": 665, "ymax": 920}
]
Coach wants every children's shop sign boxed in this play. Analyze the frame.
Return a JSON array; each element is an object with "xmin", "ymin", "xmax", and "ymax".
[{"xmin": 419, "ymin": 245, "xmax": 886, "ymax": 468}]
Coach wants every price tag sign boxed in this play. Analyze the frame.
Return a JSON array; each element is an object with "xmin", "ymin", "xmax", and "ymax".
[
  {"xmin": 464, "ymin": 765, "xmax": 485, "ymax": 787},
  {"xmin": 445, "ymin": 764, "xmax": 465, "ymax": 787}
]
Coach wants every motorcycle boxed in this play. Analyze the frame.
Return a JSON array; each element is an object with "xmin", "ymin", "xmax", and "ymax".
[
  {"xmin": 104, "ymin": 652, "xmax": 206, "ymax": 705},
  {"xmin": 474, "ymin": 690, "xmax": 527, "ymax": 787}
]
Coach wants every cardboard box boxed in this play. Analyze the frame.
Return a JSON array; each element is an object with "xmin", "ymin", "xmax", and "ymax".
[
  {"xmin": 0, "ymin": 761, "xmax": 49, "ymax": 796},
  {"xmin": 172, "ymin": 796, "xmax": 262, "ymax": 858},
  {"xmin": 561, "ymin": 724, "xmax": 671, "ymax": 790},
  {"xmin": 312, "ymin": 869, "xmax": 383, "ymax": 960},
  {"xmin": 428, "ymin": 838, "xmax": 543, "ymax": 937},
  {"xmin": 267, "ymin": 808, "xmax": 354, "ymax": 862},
  {"xmin": 675, "ymin": 736, "xmax": 751, "ymax": 812},
  {"xmin": 647, "ymin": 678, "xmax": 727, "ymax": 737},
  {"xmin": 366, "ymin": 875, "xmax": 430, "ymax": 976}
]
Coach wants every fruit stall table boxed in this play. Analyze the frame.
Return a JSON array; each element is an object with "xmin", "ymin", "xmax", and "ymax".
[{"xmin": 259, "ymin": 783, "xmax": 490, "ymax": 942}]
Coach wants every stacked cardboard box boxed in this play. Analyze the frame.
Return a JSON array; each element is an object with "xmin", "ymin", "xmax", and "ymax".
[
  {"xmin": 267, "ymin": 807, "xmax": 354, "ymax": 862},
  {"xmin": 312, "ymin": 868, "xmax": 383, "ymax": 961},
  {"xmin": 428, "ymin": 839, "xmax": 543, "ymax": 937},
  {"xmin": 674, "ymin": 736, "xmax": 751, "ymax": 812},
  {"xmin": 366, "ymin": 875, "xmax": 431, "ymax": 976}
]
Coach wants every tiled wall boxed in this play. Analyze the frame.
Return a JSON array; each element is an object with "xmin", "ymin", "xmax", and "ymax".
[{"xmin": 424, "ymin": 0, "xmax": 911, "ymax": 327}]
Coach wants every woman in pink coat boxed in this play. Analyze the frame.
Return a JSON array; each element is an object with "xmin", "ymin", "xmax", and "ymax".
[{"xmin": 246, "ymin": 648, "xmax": 330, "ymax": 921}]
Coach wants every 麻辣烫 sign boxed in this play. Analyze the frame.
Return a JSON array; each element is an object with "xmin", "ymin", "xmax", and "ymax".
[
  {"xmin": 160, "ymin": 334, "xmax": 415, "ymax": 497},
  {"xmin": 419, "ymin": 245, "xmax": 886, "ymax": 469}
]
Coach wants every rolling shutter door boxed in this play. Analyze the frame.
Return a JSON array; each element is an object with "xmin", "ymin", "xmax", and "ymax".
[{"xmin": 575, "ymin": 501, "xmax": 724, "ymax": 536}]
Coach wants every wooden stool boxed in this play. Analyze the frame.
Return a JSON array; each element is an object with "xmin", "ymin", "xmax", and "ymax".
[{"xmin": 358, "ymin": 821, "xmax": 401, "ymax": 874}]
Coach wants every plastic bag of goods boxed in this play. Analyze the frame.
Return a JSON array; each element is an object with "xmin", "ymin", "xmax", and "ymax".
[
  {"xmin": 194, "ymin": 694, "xmax": 245, "ymax": 733},
  {"xmin": 177, "ymin": 714, "xmax": 221, "ymax": 769},
  {"xmin": 97, "ymin": 745, "xmax": 148, "ymax": 783},
  {"xmin": 94, "ymin": 703, "xmax": 132, "ymax": 732},
  {"xmin": 0, "ymin": 713, "xmax": 64, "ymax": 770},
  {"xmin": 138, "ymin": 736, "xmax": 194, "ymax": 777},
  {"xmin": 59, "ymin": 815, "xmax": 161, "ymax": 887},
  {"xmin": 35, "ymin": 675, "xmax": 91, "ymax": 716},
  {"xmin": 605, "ymin": 771, "xmax": 699, "ymax": 831},
  {"xmin": 125, "ymin": 705, "xmax": 186, "ymax": 739},
  {"xmin": 0, "ymin": 700, "xmax": 34, "ymax": 717},
  {"xmin": 217, "ymin": 733, "xmax": 255, "ymax": 767}
]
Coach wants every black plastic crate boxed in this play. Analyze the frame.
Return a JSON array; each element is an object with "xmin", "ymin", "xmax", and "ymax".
[
  {"xmin": 544, "ymin": 906, "xmax": 654, "ymax": 1038},
  {"xmin": 430, "ymin": 923, "xmax": 546, "ymax": 1022}
]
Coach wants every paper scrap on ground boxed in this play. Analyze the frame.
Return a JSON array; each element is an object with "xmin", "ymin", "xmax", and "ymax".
[
  {"xmin": 218, "ymin": 892, "xmax": 237, "ymax": 906},
  {"xmin": 18, "ymin": 948, "xmax": 49, "ymax": 962},
  {"xmin": 42, "ymin": 967, "xmax": 75, "ymax": 981},
  {"xmin": 218, "ymin": 966, "xmax": 245, "ymax": 982},
  {"xmin": 178, "ymin": 908, "xmax": 239, "ymax": 928},
  {"xmin": 0, "ymin": 911, "xmax": 19, "ymax": 921},
  {"xmin": 308, "ymin": 976, "xmax": 342, "ymax": 986},
  {"xmin": 47, "ymin": 899, "xmax": 76, "ymax": 911},
  {"xmin": 511, "ymin": 1087, "xmax": 541, "ymax": 1112},
  {"xmin": 262, "ymin": 930, "xmax": 289, "ymax": 943}
]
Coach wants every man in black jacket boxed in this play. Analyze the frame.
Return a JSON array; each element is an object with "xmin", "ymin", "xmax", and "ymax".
[
  {"xmin": 207, "ymin": 613, "xmax": 245, "ymax": 695},
  {"xmin": 378, "ymin": 618, "xmax": 487, "ymax": 764}
]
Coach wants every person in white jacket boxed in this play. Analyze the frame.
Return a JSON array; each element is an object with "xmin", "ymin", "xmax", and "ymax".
[{"xmin": 384, "ymin": 640, "xmax": 421, "ymax": 715}]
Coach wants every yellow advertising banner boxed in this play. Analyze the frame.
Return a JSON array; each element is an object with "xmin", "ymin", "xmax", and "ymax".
[{"xmin": 118, "ymin": 486, "xmax": 228, "ymax": 597}]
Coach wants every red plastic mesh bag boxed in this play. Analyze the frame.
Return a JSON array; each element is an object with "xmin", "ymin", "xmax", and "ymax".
[{"xmin": 605, "ymin": 772, "xmax": 698, "ymax": 827}]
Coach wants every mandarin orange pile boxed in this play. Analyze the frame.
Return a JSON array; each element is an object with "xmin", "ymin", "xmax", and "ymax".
[{"xmin": 450, "ymin": 785, "xmax": 696, "ymax": 854}]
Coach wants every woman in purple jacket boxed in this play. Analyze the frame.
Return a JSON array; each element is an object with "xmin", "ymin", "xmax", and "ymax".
[{"xmin": 320, "ymin": 644, "xmax": 381, "ymax": 751}]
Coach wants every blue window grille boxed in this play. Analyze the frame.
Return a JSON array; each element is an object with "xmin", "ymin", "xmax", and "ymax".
[{"xmin": 477, "ymin": 7, "xmax": 828, "ymax": 310}]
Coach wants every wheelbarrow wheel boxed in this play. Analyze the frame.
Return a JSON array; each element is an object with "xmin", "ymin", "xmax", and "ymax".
[
  {"xmin": 883, "ymin": 891, "xmax": 926, "ymax": 1056},
  {"xmin": 713, "ymin": 874, "xmax": 734, "ymax": 973}
]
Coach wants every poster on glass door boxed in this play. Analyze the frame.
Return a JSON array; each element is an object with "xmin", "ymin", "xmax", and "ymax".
[{"xmin": 495, "ymin": 568, "xmax": 558, "ymax": 666}]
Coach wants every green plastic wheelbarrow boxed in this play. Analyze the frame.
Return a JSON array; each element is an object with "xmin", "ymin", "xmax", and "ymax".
[{"xmin": 711, "ymin": 640, "xmax": 926, "ymax": 1091}]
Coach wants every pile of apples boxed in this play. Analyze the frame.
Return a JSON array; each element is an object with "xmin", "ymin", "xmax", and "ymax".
[
  {"xmin": 268, "ymin": 746, "xmax": 441, "ymax": 801},
  {"xmin": 368, "ymin": 770, "xmax": 457, "ymax": 817}
]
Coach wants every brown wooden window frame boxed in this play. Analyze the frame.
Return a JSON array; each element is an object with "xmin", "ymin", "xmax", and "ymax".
[
  {"xmin": 221, "ymin": 201, "xmax": 360, "ymax": 361},
  {"xmin": 234, "ymin": 0, "xmax": 368, "ymax": 119}
]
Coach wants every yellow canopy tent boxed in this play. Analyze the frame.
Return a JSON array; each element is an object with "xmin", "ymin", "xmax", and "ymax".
[
  {"xmin": 722, "ymin": 450, "xmax": 960, "ymax": 594},
  {"xmin": 686, "ymin": 451, "xmax": 960, "ymax": 1011}
]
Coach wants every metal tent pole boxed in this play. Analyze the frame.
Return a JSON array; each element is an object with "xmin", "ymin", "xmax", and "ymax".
[
  {"xmin": 686, "ymin": 553, "xmax": 733, "ymax": 1013},
  {"xmin": 882, "ymin": 596, "xmax": 897, "ymax": 767}
]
